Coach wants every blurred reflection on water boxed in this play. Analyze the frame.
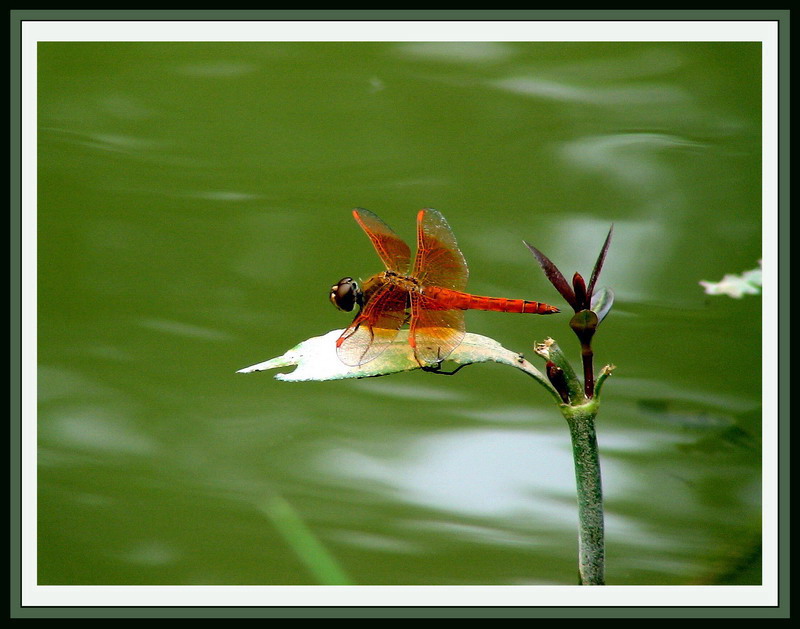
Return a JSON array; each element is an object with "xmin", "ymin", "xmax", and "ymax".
[
  {"xmin": 319, "ymin": 429, "xmax": 576, "ymax": 520},
  {"xmin": 37, "ymin": 41, "xmax": 762, "ymax": 586}
]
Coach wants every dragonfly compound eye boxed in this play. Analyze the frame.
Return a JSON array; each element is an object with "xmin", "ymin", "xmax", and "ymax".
[{"xmin": 330, "ymin": 277, "xmax": 360, "ymax": 312}]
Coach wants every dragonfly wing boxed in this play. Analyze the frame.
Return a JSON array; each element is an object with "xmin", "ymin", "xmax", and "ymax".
[
  {"xmin": 353, "ymin": 208, "xmax": 412, "ymax": 274},
  {"xmin": 336, "ymin": 282, "xmax": 409, "ymax": 366},
  {"xmin": 412, "ymin": 208, "xmax": 469, "ymax": 291},
  {"xmin": 409, "ymin": 292, "xmax": 466, "ymax": 365}
]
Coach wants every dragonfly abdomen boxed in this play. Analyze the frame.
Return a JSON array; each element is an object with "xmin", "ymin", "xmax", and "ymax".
[{"xmin": 424, "ymin": 287, "xmax": 559, "ymax": 314}]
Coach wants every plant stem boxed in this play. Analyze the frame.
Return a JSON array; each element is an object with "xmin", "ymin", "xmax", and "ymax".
[
  {"xmin": 513, "ymin": 355, "xmax": 566, "ymax": 406},
  {"xmin": 593, "ymin": 364, "xmax": 615, "ymax": 399},
  {"xmin": 535, "ymin": 338, "xmax": 584, "ymax": 405},
  {"xmin": 582, "ymin": 344, "xmax": 594, "ymax": 399},
  {"xmin": 564, "ymin": 401, "xmax": 605, "ymax": 585}
]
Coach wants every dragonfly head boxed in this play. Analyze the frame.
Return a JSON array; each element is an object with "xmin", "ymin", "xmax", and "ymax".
[{"xmin": 330, "ymin": 277, "xmax": 362, "ymax": 312}]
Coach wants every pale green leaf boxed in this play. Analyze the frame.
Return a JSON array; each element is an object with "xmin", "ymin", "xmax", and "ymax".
[
  {"xmin": 237, "ymin": 328, "xmax": 551, "ymax": 385},
  {"xmin": 590, "ymin": 287, "xmax": 615, "ymax": 324}
]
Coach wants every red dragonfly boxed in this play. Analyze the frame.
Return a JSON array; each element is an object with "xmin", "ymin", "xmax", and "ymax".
[{"xmin": 330, "ymin": 208, "xmax": 559, "ymax": 367}]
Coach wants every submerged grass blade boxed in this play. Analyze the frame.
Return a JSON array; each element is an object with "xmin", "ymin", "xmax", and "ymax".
[{"xmin": 260, "ymin": 494, "xmax": 353, "ymax": 585}]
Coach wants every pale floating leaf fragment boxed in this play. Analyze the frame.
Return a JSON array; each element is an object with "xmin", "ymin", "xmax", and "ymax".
[
  {"xmin": 699, "ymin": 261, "xmax": 762, "ymax": 299},
  {"xmin": 237, "ymin": 329, "xmax": 546, "ymax": 382}
]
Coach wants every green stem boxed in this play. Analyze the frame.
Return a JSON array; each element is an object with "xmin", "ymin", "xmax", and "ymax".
[
  {"xmin": 535, "ymin": 338, "xmax": 585, "ymax": 405},
  {"xmin": 513, "ymin": 355, "xmax": 566, "ymax": 406},
  {"xmin": 593, "ymin": 364, "xmax": 615, "ymax": 399},
  {"xmin": 582, "ymin": 343, "xmax": 594, "ymax": 399},
  {"xmin": 563, "ymin": 401, "xmax": 605, "ymax": 585}
]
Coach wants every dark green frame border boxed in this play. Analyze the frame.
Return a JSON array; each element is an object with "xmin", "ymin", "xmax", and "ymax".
[{"xmin": 10, "ymin": 9, "xmax": 790, "ymax": 619}]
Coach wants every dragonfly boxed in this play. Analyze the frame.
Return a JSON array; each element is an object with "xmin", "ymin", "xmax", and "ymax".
[{"xmin": 329, "ymin": 208, "xmax": 559, "ymax": 367}]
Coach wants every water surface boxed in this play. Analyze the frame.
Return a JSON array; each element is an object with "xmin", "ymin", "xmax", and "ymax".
[{"xmin": 37, "ymin": 41, "xmax": 762, "ymax": 586}]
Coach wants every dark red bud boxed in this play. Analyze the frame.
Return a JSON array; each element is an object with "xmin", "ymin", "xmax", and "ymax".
[
  {"xmin": 546, "ymin": 361, "xmax": 571, "ymax": 404},
  {"xmin": 572, "ymin": 272, "xmax": 588, "ymax": 310}
]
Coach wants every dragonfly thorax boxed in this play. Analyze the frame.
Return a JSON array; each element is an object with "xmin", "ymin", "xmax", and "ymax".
[{"xmin": 329, "ymin": 277, "xmax": 363, "ymax": 312}]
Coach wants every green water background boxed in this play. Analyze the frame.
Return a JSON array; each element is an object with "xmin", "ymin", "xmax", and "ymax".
[{"xmin": 37, "ymin": 41, "xmax": 762, "ymax": 585}]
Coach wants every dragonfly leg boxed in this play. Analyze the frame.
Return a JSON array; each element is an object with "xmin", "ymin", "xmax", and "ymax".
[{"xmin": 420, "ymin": 362, "xmax": 470, "ymax": 376}]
